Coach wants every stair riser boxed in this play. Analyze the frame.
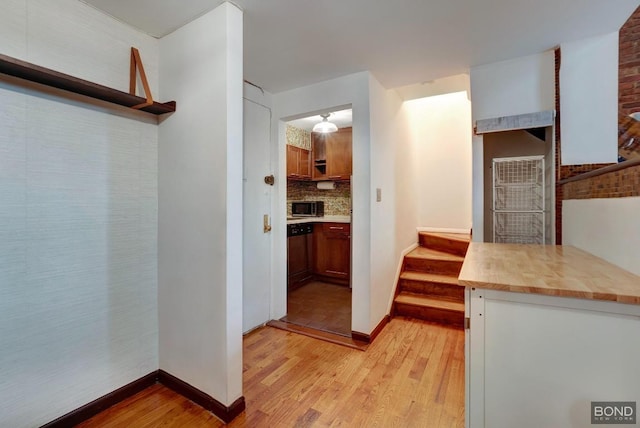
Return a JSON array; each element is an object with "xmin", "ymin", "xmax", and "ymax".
[
  {"xmin": 419, "ymin": 235, "xmax": 469, "ymax": 257},
  {"xmin": 399, "ymin": 279, "xmax": 464, "ymax": 300},
  {"xmin": 394, "ymin": 303, "xmax": 464, "ymax": 328},
  {"xmin": 403, "ymin": 258, "xmax": 462, "ymax": 275}
]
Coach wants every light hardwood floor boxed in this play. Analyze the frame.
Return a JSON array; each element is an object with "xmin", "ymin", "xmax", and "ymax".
[{"xmin": 79, "ymin": 317, "xmax": 464, "ymax": 427}]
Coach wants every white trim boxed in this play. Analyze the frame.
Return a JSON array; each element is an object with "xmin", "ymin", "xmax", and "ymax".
[
  {"xmin": 387, "ymin": 242, "xmax": 419, "ymax": 315},
  {"xmin": 417, "ymin": 227, "xmax": 471, "ymax": 234}
]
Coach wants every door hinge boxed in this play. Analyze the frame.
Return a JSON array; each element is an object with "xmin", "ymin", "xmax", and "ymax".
[{"xmin": 464, "ymin": 317, "xmax": 470, "ymax": 330}]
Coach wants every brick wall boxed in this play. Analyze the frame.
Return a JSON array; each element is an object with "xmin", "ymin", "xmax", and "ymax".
[
  {"xmin": 620, "ymin": 6, "xmax": 640, "ymax": 116},
  {"xmin": 559, "ymin": 164, "xmax": 615, "ymax": 180},
  {"xmin": 563, "ymin": 163, "xmax": 640, "ymax": 199}
]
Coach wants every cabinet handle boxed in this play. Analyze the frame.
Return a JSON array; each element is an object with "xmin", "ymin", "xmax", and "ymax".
[
  {"xmin": 326, "ymin": 270, "xmax": 346, "ymax": 276},
  {"xmin": 328, "ymin": 175, "xmax": 341, "ymax": 179},
  {"xmin": 329, "ymin": 226, "xmax": 344, "ymax": 230}
]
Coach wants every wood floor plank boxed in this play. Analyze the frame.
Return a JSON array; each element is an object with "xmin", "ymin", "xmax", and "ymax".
[{"xmin": 77, "ymin": 317, "xmax": 464, "ymax": 427}]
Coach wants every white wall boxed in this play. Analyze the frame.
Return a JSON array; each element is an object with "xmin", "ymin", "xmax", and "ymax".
[
  {"xmin": 395, "ymin": 73, "xmax": 471, "ymax": 102},
  {"xmin": 393, "ymin": 103, "xmax": 419, "ymax": 253},
  {"xmin": 158, "ymin": 2, "xmax": 243, "ymax": 406},
  {"xmin": 560, "ymin": 32, "xmax": 619, "ymax": 165},
  {"xmin": 471, "ymin": 52, "xmax": 555, "ymax": 122},
  {"xmin": 0, "ymin": 1, "xmax": 159, "ymax": 426},
  {"xmin": 563, "ymin": 197, "xmax": 640, "ymax": 276},
  {"xmin": 368, "ymin": 75, "xmax": 407, "ymax": 328},
  {"xmin": 470, "ymin": 51, "xmax": 555, "ymax": 241},
  {"xmin": 272, "ymin": 72, "xmax": 372, "ymax": 333},
  {"xmin": 404, "ymin": 91, "xmax": 473, "ymax": 231}
]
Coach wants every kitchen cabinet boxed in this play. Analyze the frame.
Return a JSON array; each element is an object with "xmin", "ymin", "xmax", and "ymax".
[
  {"xmin": 286, "ymin": 145, "xmax": 311, "ymax": 180},
  {"xmin": 313, "ymin": 222, "xmax": 350, "ymax": 285},
  {"xmin": 312, "ymin": 127, "xmax": 352, "ymax": 181}
]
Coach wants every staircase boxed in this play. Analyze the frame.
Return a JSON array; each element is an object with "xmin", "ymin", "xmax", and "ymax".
[{"xmin": 392, "ymin": 232, "xmax": 470, "ymax": 328}]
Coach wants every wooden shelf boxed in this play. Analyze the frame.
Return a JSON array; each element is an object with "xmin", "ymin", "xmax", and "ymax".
[{"xmin": 0, "ymin": 53, "xmax": 176, "ymax": 115}]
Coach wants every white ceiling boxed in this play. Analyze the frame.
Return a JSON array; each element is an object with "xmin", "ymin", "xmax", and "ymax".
[
  {"xmin": 288, "ymin": 109, "xmax": 353, "ymax": 132},
  {"xmin": 81, "ymin": 0, "xmax": 639, "ymax": 93}
]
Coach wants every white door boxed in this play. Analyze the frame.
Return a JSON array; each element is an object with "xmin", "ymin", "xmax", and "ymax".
[{"xmin": 243, "ymin": 98, "xmax": 272, "ymax": 332}]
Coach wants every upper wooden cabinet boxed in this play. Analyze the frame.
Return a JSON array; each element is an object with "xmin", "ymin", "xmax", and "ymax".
[
  {"xmin": 286, "ymin": 145, "xmax": 311, "ymax": 180},
  {"xmin": 312, "ymin": 127, "xmax": 352, "ymax": 181}
]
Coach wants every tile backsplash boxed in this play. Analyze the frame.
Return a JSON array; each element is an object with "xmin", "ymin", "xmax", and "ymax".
[{"xmin": 287, "ymin": 181, "xmax": 351, "ymax": 216}]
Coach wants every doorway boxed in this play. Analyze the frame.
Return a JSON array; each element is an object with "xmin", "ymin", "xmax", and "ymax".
[
  {"xmin": 282, "ymin": 108, "xmax": 353, "ymax": 337},
  {"xmin": 482, "ymin": 127, "xmax": 554, "ymax": 244}
]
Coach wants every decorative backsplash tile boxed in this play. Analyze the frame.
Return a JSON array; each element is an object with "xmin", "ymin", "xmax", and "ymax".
[
  {"xmin": 286, "ymin": 124, "xmax": 311, "ymax": 150},
  {"xmin": 287, "ymin": 181, "xmax": 351, "ymax": 216}
]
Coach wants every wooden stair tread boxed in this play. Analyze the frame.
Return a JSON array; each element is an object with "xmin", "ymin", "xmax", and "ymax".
[
  {"xmin": 394, "ymin": 293, "xmax": 464, "ymax": 312},
  {"xmin": 419, "ymin": 232, "xmax": 471, "ymax": 243},
  {"xmin": 400, "ymin": 271, "xmax": 461, "ymax": 285},
  {"xmin": 406, "ymin": 246, "xmax": 465, "ymax": 262}
]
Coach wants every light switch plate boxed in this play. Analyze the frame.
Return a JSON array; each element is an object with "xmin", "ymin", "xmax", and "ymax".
[{"xmin": 376, "ymin": 188, "xmax": 382, "ymax": 202}]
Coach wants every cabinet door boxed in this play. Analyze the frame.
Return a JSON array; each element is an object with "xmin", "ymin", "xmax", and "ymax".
[
  {"xmin": 288, "ymin": 234, "xmax": 312, "ymax": 290},
  {"xmin": 298, "ymin": 148, "xmax": 311, "ymax": 179},
  {"xmin": 287, "ymin": 145, "xmax": 312, "ymax": 181},
  {"xmin": 286, "ymin": 145, "xmax": 299, "ymax": 178},
  {"xmin": 326, "ymin": 127, "xmax": 352, "ymax": 180},
  {"xmin": 314, "ymin": 223, "xmax": 350, "ymax": 280}
]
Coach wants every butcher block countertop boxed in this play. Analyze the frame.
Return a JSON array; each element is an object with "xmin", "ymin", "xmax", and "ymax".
[{"xmin": 458, "ymin": 243, "xmax": 640, "ymax": 305}]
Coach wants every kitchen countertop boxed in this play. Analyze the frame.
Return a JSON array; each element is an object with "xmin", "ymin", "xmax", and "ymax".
[
  {"xmin": 287, "ymin": 215, "xmax": 351, "ymax": 225},
  {"xmin": 458, "ymin": 242, "xmax": 640, "ymax": 305}
]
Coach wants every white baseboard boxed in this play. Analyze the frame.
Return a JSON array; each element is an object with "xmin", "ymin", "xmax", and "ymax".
[
  {"xmin": 417, "ymin": 226, "xmax": 471, "ymax": 235},
  {"xmin": 387, "ymin": 242, "xmax": 419, "ymax": 315}
]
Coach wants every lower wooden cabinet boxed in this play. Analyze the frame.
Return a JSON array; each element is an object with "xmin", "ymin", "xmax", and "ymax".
[{"xmin": 313, "ymin": 222, "xmax": 350, "ymax": 285}]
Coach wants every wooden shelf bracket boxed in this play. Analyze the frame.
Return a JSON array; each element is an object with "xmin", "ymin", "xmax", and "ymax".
[
  {"xmin": 129, "ymin": 47, "xmax": 154, "ymax": 110},
  {"xmin": 0, "ymin": 50, "xmax": 176, "ymax": 116}
]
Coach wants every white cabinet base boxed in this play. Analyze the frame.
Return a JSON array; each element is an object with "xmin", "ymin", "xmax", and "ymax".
[{"xmin": 467, "ymin": 288, "xmax": 640, "ymax": 428}]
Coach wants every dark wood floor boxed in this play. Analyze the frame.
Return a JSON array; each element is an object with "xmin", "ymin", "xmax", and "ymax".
[
  {"xmin": 78, "ymin": 317, "xmax": 464, "ymax": 427},
  {"xmin": 282, "ymin": 281, "xmax": 352, "ymax": 336}
]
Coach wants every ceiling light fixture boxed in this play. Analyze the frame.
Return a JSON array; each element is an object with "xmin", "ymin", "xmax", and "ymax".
[{"xmin": 312, "ymin": 113, "xmax": 338, "ymax": 133}]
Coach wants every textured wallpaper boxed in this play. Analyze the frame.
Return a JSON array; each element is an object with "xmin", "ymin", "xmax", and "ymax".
[
  {"xmin": 0, "ymin": 2, "xmax": 159, "ymax": 426},
  {"xmin": 286, "ymin": 124, "xmax": 311, "ymax": 150}
]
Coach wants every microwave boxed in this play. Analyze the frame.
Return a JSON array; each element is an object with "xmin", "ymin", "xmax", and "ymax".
[{"xmin": 291, "ymin": 201, "xmax": 324, "ymax": 217}]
